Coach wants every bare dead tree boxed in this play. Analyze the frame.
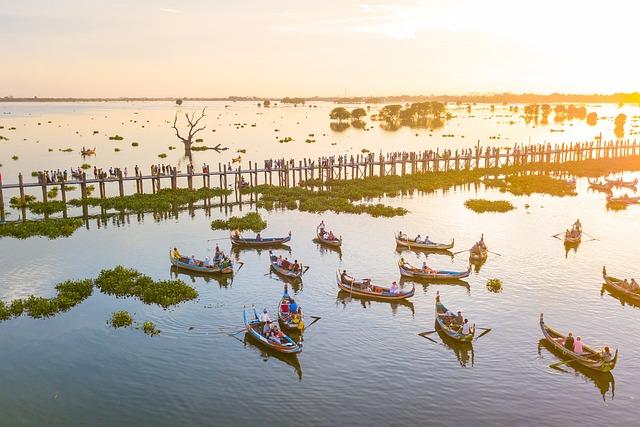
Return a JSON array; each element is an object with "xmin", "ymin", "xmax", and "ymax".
[{"xmin": 172, "ymin": 107, "xmax": 207, "ymax": 157}]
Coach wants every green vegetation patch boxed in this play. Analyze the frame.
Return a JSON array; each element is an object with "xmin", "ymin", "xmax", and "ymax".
[
  {"xmin": 211, "ymin": 212, "xmax": 267, "ymax": 232},
  {"xmin": 69, "ymin": 187, "xmax": 230, "ymax": 213},
  {"xmin": 483, "ymin": 174, "xmax": 576, "ymax": 197},
  {"xmin": 486, "ymin": 278, "xmax": 503, "ymax": 293},
  {"xmin": 108, "ymin": 135, "xmax": 124, "ymax": 140},
  {"xmin": 142, "ymin": 321, "xmax": 160, "ymax": 336},
  {"xmin": 109, "ymin": 310, "xmax": 133, "ymax": 328},
  {"xmin": 0, "ymin": 218, "xmax": 83, "ymax": 239},
  {"xmin": 464, "ymin": 199, "xmax": 515, "ymax": 213},
  {"xmin": 95, "ymin": 266, "xmax": 198, "ymax": 308}
]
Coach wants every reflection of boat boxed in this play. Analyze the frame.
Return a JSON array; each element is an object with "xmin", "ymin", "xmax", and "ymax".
[
  {"xmin": 336, "ymin": 290, "xmax": 415, "ymax": 317},
  {"xmin": 606, "ymin": 194, "xmax": 640, "ymax": 205},
  {"xmin": 399, "ymin": 277, "xmax": 470, "ymax": 293},
  {"xmin": 588, "ymin": 179, "xmax": 613, "ymax": 193},
  {"xmin": 231, "ymin": 232, "xmax": 291, "ymax": 247},
  {"xmin": 243, "ymin": 306, "xmax": 302, "ymax": 354},
  {"xmin": 394, "ymin": 247, "xmax": 454, "ymax": 259},
  {"xmin": 602, "ymin": 266, "xmax": 640, "ymax": 306},
  {"xmin": 538, "ymin": 339, "xmax": 615, "ymax": 401},
  {"xmin": 398, "ymin": 259, "xmax": 470, "ymax": 281},
  {"xmin": 395, "ymin": 234, "xmax": 454, "ymax": 251},
  {"xmin": 278, "ymin": 284, "xmax": 305, "ymax": 332},
  {"xmin": 269, "ymin": 251, "xmax": 307, "ymax": 280},
  {"xmin": 170, "ymin": 266, "xmax": 231, "ymax": 288},
  {"xmin": 169, "ymin": 249, "xmax": 233, "ymax": 274},
  {"xmin": 435, "ymin": 292, "xmax": 475, "ymax": 342},
  {"xmin": 336, "ymin": 270, "xmax": 414, "ymax": 301},
  {"xmin": 437, "ymin": 324, "xmax": 475, "ymax": 367},
  {"xmin": 80, "ymin": 147, "xmax": 96, "ymax": 156},
  {"xmin": 231, "ymin": 245, "xmax": 289, "ymax": 258},
  {"xmin": 243, "ymin": 335, "xmax": 302, "ymax": 380},
  {"xmin": 315, "ymin": 241, "xmax": 342, "ymax": 258},
  {"xmin": 539, "ymin": 313, "xmax": 618, "ymax": 373}
]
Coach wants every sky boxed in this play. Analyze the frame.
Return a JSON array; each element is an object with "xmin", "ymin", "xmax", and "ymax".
[{"xmin": 2, "ymin": 0, "xmax": 639, "ymax": 98}]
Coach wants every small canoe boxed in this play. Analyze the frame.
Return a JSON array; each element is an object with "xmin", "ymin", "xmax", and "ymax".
[
  {"xmin": 469, "ymin": 246, "xmax": 488, "ymax": 262},
  {"xmin": 606, "ymin": 194, "xmax": 640, "ymax": 205},
  {"xmin": 398, "ymin": 259, "xmax": 471, "ymax": 281},
  {"xmin": 316, "ymin": 226, "xmax": 342, "ymax": 247},
  {"xmin": 564, "ymin": 229, "xmax": 582, "ymax": 244},
  {"xmin": 230, "ymin": 232, "xmax": 291, "ymax": 247},
  {"xmin": 81, "ymin": 148, "xmax": 96, "ymax": 156},
  {"xmin": 243, "ymin": 306, "xmax": 302, "ymax": 354},
  {"xmin": 395, "ymin": 234, "xmax": 454, "ymax": 251},
  {"xmin": 169, "ymin": 250, "xmax": 233, "ymax": 274},
  {"xmin": 278, "ymin": 285, "xmax": 305, "ymax": 331},
  {"xmin": 602, "ymin": 266, "xmax": 640, "ymax": 304},
  {"xmin": 588, "ymin": 179, "xmax": 613, "ymax": 193},
  {"xmin": 605, "ymin": 177, "xmax": 638, "ymax": 189},
  {"xmin": 336, "ymin": 270, "xmax": 414, "ymax": 300},
  {"xmin": 435, "ymin": 293, "xmax": 475, "ymax": 342},
  {"xmin": 539, "ymin": 313, "xmax": 618, "ymax": 373},
  {"xmin": 269, "ymin": 251, "xmax": 307, "ymax": 279}
]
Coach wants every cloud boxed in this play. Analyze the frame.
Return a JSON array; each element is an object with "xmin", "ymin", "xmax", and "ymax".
[{"xmin": 159, "ymin": 7, "xmax": 182, "ymax": 14}]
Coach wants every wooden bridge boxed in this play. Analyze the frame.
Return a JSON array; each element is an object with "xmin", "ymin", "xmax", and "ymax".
[{"xmin": 1, "ymin": 139, "xmax": 638, "ymax": 222}]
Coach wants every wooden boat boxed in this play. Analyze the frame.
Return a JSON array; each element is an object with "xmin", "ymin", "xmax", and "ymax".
[
  {"xmin": 243, "ymin": 306, "xmax": 302, "ymax": 354},
  {"xmin": 277, "ymin": 284, "xmax": 305, "ymax": 331},
  {"xmin": 316, "ymin": 226, "xmax": 342, "ymax": 247},
  {"xmin": 605, "ymin": 177, "xmax": 638, "ymax": 189},
  {"xmin": 80, "ymin": 147, "xmax": 96, "ymax": 155},
  {"xmin": 169, "ymin": 249, "xmax": 233, "ymax": 274},
  {"xmin": 230, "ymin": 231, "xmax": 291, "ymax": 247},
  {"xmin": 606, "ymin": 194, "xmax": 640, "ymax": 205},
  {"xmin": 602, "ymin": 266, "xmax": 640, "ymax": 304},
  {"xmin": 398, "ymin": 259, "xmax": 471, "ymax": 281},
  {"xmin": 564, "ymin": 228, "xmax": 582, "ymax": 244},
  {"xmin": 395, "ymin": 234, "xmax": 454, "ymax": 251},
  {"xmin": 469, "ymin": 235, "xmax": 488, "ymax": 262},
  {"xmin": 539, "ymin": 313, "xmax": 618, "ymax": 373},
  {"xmin": 269, "ymin": 251, "xmax": 307, "ymax": 279},
  {"xmin": 336, "ymin": 270, "xmax": 414, "ymax": 300},
  {"xmin": 588, "ymin": 179, "xmax": 613, "ymax": 193},
  {"xmin": 435, "ymin": 292, "xmax": 475, "ymax": 342}
]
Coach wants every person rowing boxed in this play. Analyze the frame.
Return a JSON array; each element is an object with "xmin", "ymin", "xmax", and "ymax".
[
  {"xmin": 461, "ymin": 319, "xmax": 472, "ymax": 335},
  {"xmin": 424, "ymin": 235, "xmax": 432, "ymax": 244},
  {"xmin": 389, "ymin": 281, "xmax": 399, "ymax": 295},
  {"xmin": 172, "ymin": 247, "xmax": 182, "ymax": 260},
  {"xmin": 414, "ymin": 234, "xmax": 422, "ymax": 243},
  {"xmin": 573, "ymin": 219, "xmax": 581, "ymax": 231}
]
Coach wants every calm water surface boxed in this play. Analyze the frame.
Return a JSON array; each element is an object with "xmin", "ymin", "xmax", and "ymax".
[{"xmin": 0, "ymin": 103, "xmax": 639, "ymax": 426}]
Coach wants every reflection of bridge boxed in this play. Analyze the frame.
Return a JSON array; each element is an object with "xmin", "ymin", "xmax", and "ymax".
[{"xmin": 1, "ymin": 139, "xmax": 638, "ymax": 222}]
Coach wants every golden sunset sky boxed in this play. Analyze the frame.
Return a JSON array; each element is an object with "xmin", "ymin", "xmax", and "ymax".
[{"xmin": 2, "ymin": 0, "xmax": 638, "ymax": 97}]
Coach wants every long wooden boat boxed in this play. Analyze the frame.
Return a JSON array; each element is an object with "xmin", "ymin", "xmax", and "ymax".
[
  {"xmin": 606, "ymin": 194, "xmax": 640, "ymax": 205},
  {"xmin": 588, "ymin": 179, "xmax": 613, "ymax": 193},
  {"xmin": 336, "ymin": 270, "xmax": 414, "ymax": 300},
  {"xmin": 169, "ymin": 250, "xmax": 233, "ymax": 274},
  {"xmin": 269, "ymin": 251, "xmax": 307, "ymax": 279},
  {"xmin": 602, "ymin": 266, "xmax": 640, "ymax": 304},
  {"xmin": 80, "ymin": 148, "xmax": 96, "ymax": 156},
  {"xmin": 398, "ymin": 259, "xmax": 471, "ymax": 281},
  {"xmin": 564, "ymin": 229, "xmax": 582, "ymax": 244},
  {"xmin": 278, "ymin": 285, "xmax": 305, "ymax": 331},
  {"xmin": 435, "ymin": 293, "xmax": 475, "ymax": 342},
  {"xmin": 243, "ymin": 306, "xmax": 302, "ymax": 354},
  {"xmin": 395, "ymin": 234, "xmax": 454, "ymax": 251},
  {"xmin": 605, "ymin": 177, "xmax": 638, "ymax": 189},
  {"xmin": 316, "ymin": 227, "xmax": 342, "ymax": 247},
  {"xmin": 539, "ymin": 313, "xmax": 617, "ymax": 372},
  {"xmin": 230, "ymin": 231, "xmax": 291, "ymax": 247},
  {"xmin": 469, "ymin": 247, "xmax": 488, "ymax": 262}
]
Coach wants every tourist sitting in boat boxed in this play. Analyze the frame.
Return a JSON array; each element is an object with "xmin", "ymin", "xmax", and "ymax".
[
  {"xmin": 421, "ymin": 262, "xmax": 436, "ymax": 274},
  {"xmin": 398, "ymin": 231, "xmax": 407, "ymax": 240},
  {"xmin": 204, "ymin": 256, "xmax": 212, "ymax": 267},
  {"xmin": 629, "ymin": 278, "xmax": 640, "ymax": 293},
  {"xmin": 255, "ymin": 233, "xmax": 262, "ymax": 241},
  {"xmin": 341, "ymin": 270, "xmax": 349, "ymax": 283},
  {"xmin": 233, "ymin": 229, "xmax": 241, "ymax": 238},
  {"xmin": 414, "ymin": 234, "xmax": 422, "ymax": 243},
  {"xmin": 455, "ymin": 311, "xmax": 463, "ymax": 326},
  {"xmin": 564, "ymin": 332, "xmax": 574, "ymax": 351},
  {"xmin": 172, "ymin": 247, "xmax": 182, "ymax": 259},
  {"xmin": 390, "ymin": 281, "xmax": 399, "ymax": 295},
  {"xmin": 189, "ymin": 255, "xmax": 197, "ymax": 265},
  {"xmin": 621, "ymin": 279, "xmax": 630, "ymax": 290},
  {"xmin": 276, "ymin": 255, "xmax": 283, "ymax": 267},
  {"xmin": 281, "ymin": 258, "xmax": 291, "ymax": 270},
  {"xmin": 601, "ymin": 347, "xmax": 613, "ymax": 362},
  {"xmin": 461, "ymin": 319, "xmax": 471, "ymax": 335},
  {"xmin": 263, "ymin": 321, "xmax": 272, "ymax": 335},
  {"xmin": 573, "ymin": 336, "xmax": 584, "ymax": 354},
  {"xmin": 260, "ymin": 308, "xmax": 271, "ymax": 324},
  {"xmin": 328, "ymin": 231, "xmax": 335, "ymax": 240},
  {"xmin": 290, "ymin": 299, "xmax": 298, "ymax": 314},
  {"xmin": 423, "ymin": 235, "xmax": 432, "ymax": 244}
]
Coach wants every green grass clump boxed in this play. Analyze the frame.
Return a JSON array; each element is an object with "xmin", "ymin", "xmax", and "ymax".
[
  {"xmin": 606, "ymin": 201, "xmax": 629, "ymax": 211},
  {"xmin": 59, "ymin": 148, "xmax": 73, "ymax": 152},
  {"xmin": 142, "ymin": 321, "xmax": 160, "ymax": 336},
  {"xmin": 131, "ymin": 142, "xmax": 139, "ymax": 147},
  {"xmin": 486, "ymin": 278, "xmax": 503, "ymax": 293},
  {"xmin": 483, "ymin": 175, "xmax": 576, "ymax": 197},
  {"xmin": 27, "ymin": 200, "xmax": 66, "ymax": 215},
  {"xmin": 31, "ymin": 171, "xmax": 39, "ymax": 177},
  {"xmin": 108, "ymin": 135, "xmax": 124, "ymax": 140},
  {"xmin": 0, "ymin": 218, "xmax": 83, "ymax": 239},
  {"xmin": 211, "ymin": 212, "xmax": 267, "ymax": 232},
  {"xmin": 9, "ymin": 194, "xmax": 36, "ymax": 208},
  {"xmin": 237, "ymin": 149, "xmax": 247, "ymax": 153},
  {"xmin": 95, "ymin": 266, "xmax": 198, "ymax": 308},
  {"xmin": 81, "ymin": 163, "xmax": 91, "ymax": 170},
  {"xmin": 110, "ymin": 310, "xmax": 133, "ymax": 328},
  {"xmin": 464, "ymin": 199, "xmax": 515, "ymax": 213},
  {"xmin": 17, "ymin": 279, "xmax": 93, "ymax": 319},
  {"xmin": 69, "ymin": 187, "xmax": 230, "ymax": 213},
  {"xmin": 12, "ymin": 155, "xmax": 18, "ymax": 160},
  {"xmin": 191, "ymin": 146, "xmax": 208, "ymax": 151},
  {"xmin": 47, "ymin": 187, "xmax": 59, "ymax": 198},
  {"xmin": 158, "ymin": 153, "xmax": 167, "ymax": 158}
]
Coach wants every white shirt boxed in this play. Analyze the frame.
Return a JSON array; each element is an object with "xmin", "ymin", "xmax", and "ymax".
[
  {"xmin": 260, "ymin": 312, "xmax": 271, "ymax": 323},
  {"xmin": 462, "ymin": 323, "xmax": 471, "ymax": 335}
]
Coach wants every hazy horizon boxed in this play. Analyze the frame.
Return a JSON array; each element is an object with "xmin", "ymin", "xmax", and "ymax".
[{"xmin": 3, "ymin": 0, "xmax": 639, "ymax": 98}]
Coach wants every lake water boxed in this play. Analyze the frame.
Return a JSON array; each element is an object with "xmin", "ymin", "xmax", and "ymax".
[{"xmin": 0, "ymin": 102, "xmax": 639, "ymax": 426}]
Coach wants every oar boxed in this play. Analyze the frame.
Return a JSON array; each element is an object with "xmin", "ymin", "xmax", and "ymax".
[
  {"xmin": 488, "ymin": 250, "xmax": 502, "ymax": 256},
  {"xmin": 583, "ymin": 232, "xmax": 599, "ymax": 241},
  {"xmin": 551, "ymin": 232, "xmax": 564, "ymax": 239},
  {"xmin": 207, "ymin": 237, "xmax": 229, "ymax": 242},
  {"xmin": 303, "ymin": 266, "xmax": 310, "ymax": 274},
  {"xmin": 235, "ymin": 261, "xmax": 245, "ymax": 273},
  {"xmin": 474, "ymin": 327, "xmax": 492, "ymax": 341},
  {"xmin": 418, "ymin": 331, "xmax": 438, "ymax": 343},
  {"xmin": 452, "ymin": 249, "xmax": 470, "ymax": 255},
  {"xmin": 549, "ymin": 358, "xmax": 576, "ymax": 369},
  {"xmin": 305, "ymin": 315, "xmax": 322, "ymax": 329}
]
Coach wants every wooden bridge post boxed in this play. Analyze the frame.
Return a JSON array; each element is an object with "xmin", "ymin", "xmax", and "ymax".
[
  {"xmin": 171, "ymin": 167, "xmax": 177, "ymax": 190},
  {"xmin": 80, "ymin": 173, "xmax": 87, "ymax": 200},
  {"xmin": 187, "ymin": 165, "xmax": 193, "ymax": 190},
  {"xmin": 18, "ymin": 173, "xmax": 25, "ymax": 203},
  {"xmin": 118, "ymin": 170, "xmax": 124, "ymax": 197},
  {"xmin": 40, "ymin": 173, "xmax": 48, "ymax": 203},
  {"xmin": 0, "ymin": 173, "xmax": 4, "ymax": 222},
  {"xmin": 60, "ymin": 181, "xmax": 67, "ymax": 204}
]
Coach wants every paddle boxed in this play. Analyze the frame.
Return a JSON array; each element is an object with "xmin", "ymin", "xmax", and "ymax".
[
  {"xmin": 474, "ymin": 327, "xmax": 492, "ymax": 341},
  {"xmin": 418, "ymin": 331, "xmax": 438, "ymax": 343},
  {"xmin": 207, "ymin": 237, "xmax": 229, "ymax": 242},
  {"xmin": 452, "ymin": 249, "xmax": 470, "ymax": 255},
  {"xmin": 304, "ymin": 315, "xmax": 322, "ymax": 329},
  {"xmin": 549, "ymin": 359, "xmax": 576, "ymax": 369},
  {"xmin": 235, "ymin": 261, "xmax": 245, "ymax": 273},
  {"xmin": 583, "ymin": 232, "xmax": 599, "ymax": 241},
  {"xmin": 488, "ymin": 250, "xmax": 502, "ymax": 257}
]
